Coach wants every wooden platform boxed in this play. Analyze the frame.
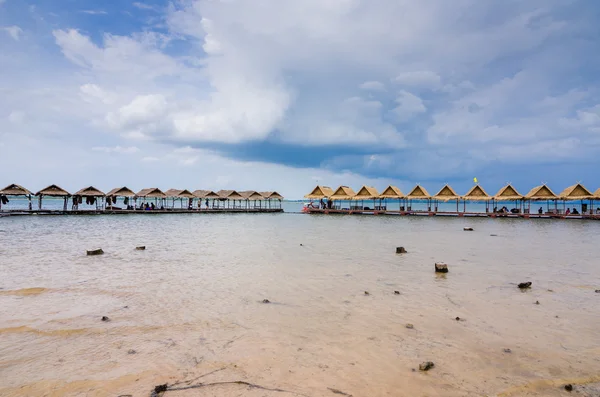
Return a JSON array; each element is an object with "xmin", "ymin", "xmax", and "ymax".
[
  {"xmin": 0, "ymin": 208, "xmax": 283, "ymax": 217},
  {"xmin": 304, "ymin": 208, "xmax": 600, "ymax": 220}
]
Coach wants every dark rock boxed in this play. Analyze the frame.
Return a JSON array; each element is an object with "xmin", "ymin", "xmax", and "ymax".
[
  {"xmin": 123, "ymin": 306, "xmax": 128, "ymax": 309},
  {"xmin": 101, "ymin": 316, "xmax": 110, "ymax": 322},
  {"xmin": 135, "ymin": 246, "xmax": 145, "ymax": 250},
  {"xmin": 455, "ymin": 317, "xmax": 461, "ymax": 321},
  {"xmin": 564, "ymin": 384, "xmax": 573, "ymax": 392},
  {"xmin": 262, "ymin": 299, "xmax": 270, "ymax": 304},
  {"xmin": 435, "ymin": 262, "xmax": 448, "ymax": 273},
  {"xmin": 394, "ymin": 291, "xmax": 400, "ymax": 295},
  {"xmin": 405, "ymin": 323, "xmax": 414, "ymax": 329},
  {"xmin": 300, "ymin": 244, "xmax": 303, "ymax": 246},
  {"xmin": 154, "ymin": 384, "xmax": 168, "ymax": 393},
  {"xmin": 490, "ymin": 234, "xmax": 498, "ymax": 236},
  {"xmin": 364, "ymin": 291, "xmax": 370, "ymax": 295},
  {"xmin": 419, "ymin": 361, "xmax": 435, "ymax": 371},
  {"xmin": 535, "ymin": 300, "xmax": 540, "ymax": 305},
  {"xmin": 595, "ymin": 289, "xmax": 600, "ymax": 293},
  {"xmin": 127, "ymin": 349, "xmax": 136, "ymax": 354},
  {"xmin": 503, "ymin": 348, "xmax": 512, "ymax": 353},
  {"xmin": 463, "ymin": 227, "xmax": 474, "ymax": 231},
  {"xmin": 518, "ymin": 282, "xmax": 532, "ymax": 289},
  {"xmin": 87, "ymin": 249, "xmax": 104, "ymax": 256},
  {"xmin": 396, "ymin": 247, "xmax": 407, "ymax": 254}
]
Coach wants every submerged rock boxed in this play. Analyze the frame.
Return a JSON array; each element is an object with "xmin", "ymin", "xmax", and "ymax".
[
  {"xmin": 154, "ymin": 384, "xmax": 168, "ymax": 393},
  {"xmin": 127, "ymin": 349, "xmax": 136, "ymax": 354},
  {"xmin": 405, "ymin": 323, "xmax": 414, "ymax": 329},
  {"xmin": 455, "ymin": 317, "xmax": 461, "ymax": 321},
  {"xmin": 135, "ymin": 246, "xmax": 145, "ymax": 250},
  {"xmin": 394, "ymin": 291, "xmax": 400, "ymax": 295},
  {"xmin": 435, "ymin": 262, "xmax": 448, "ymax": 273},
  {"xmin": 595, "ymin": 290, "xmax": 600, "ymax": 293},
  {"xmin": 364, "ymin": 291, "xmax": 370, "ymax": 295},
  {"xmin": 262, "ymin": 299, "xmax": 270, "ymax": 304},
  {"xmin": 87, "ymin": 249, "xmax": 104, "ymax": 256},
  {"xmin": 101, "ymin": 316, "xmax": 110, "ymax": 322},
  {"xmin": 419, "ymin": 361, "xmax": 435, "ymax": 371},
  {"xmin": 535, "ymin": 300, "xmax": 540, "ymax": 305},
  {"xmin": 463, "ymin": 227, "xmax": 474, "ymax": 231},
  {"xmin": 564, "ymin": 384, "xmax": 573, "ymax": 392},
  {"xmin": 518, "ymin": 282, "xmax": 532, "ymax": 289},
  {"xmin": 503, "ymin": 348, "xmax": 512, "ymax": 353},
  {"xmin": 396, "ymin": 247, "xmax": 407, "ymax": 254}
]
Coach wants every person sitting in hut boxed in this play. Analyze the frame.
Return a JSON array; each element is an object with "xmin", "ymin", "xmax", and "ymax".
[
  {"xmin": 572, "ymin": 207, "xmax": 579, "ymax": 215},
  {"xmin": 538, "ymin": 207, "xmax": 543, "ymax": 214},
  {"xmin": 150, "ymin": 202, "xmax": 156, "ymax": 210},
  {"xmin": 205, "ymin": 199, "xmax": 209, "ymax": 209},
  {"xmin": 493, "ymin": 206, "xmax": 498, "ymax": 213},
  {"xmin": 565, "ymin": 208, "xmax": 571, "ymax": 215}
]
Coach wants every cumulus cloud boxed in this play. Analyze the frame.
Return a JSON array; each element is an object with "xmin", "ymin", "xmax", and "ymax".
[
  {"xmin": 92, "ymin": 146, "xmax": 140, "ymax": 154},
  {"xmin": 393, "ymin": 71, "xmax": 441, "ymax": 89},
  {"xmin": 393, "ymin": 91, "xmax": 427, "ymax": 121},
  {"xmin": 2, "ymin": 26, "xmax": 23, "ymax": 41}
]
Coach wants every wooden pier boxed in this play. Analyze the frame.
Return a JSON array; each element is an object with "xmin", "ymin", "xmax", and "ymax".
[{"xmin": 0, "ymin": 208, "xmax": 283, "ymax": 217}]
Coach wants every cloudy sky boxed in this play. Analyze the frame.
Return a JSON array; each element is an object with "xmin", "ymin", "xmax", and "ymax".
[{"xmin": 1, "ymin": 0, "xmax": 600, "ymax": 198}]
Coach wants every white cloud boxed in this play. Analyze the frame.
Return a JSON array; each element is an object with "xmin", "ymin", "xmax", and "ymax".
[
  {"xmin": 141, "ymin": 156, "xmax": 159, "ymax": 162},
  {"xmin": 393, "ymin": 90, "xmax": 426, "ymax": 121},
  {"xmin": 2, "ymin": 26, "xmax": 23, "ymax": 41},
  {"xmin": 92, "ymin": 146, "xmax": 140, "ymax": 154},
  {"xmin": 80, "ymin": 10, "xmax": 107, "ymax": 15},
  {"xmin": 393, "ymin": 71, "xmax": 441, "ymax": 89},
  {"xmin": 79, "ymin": 84, "xmax": 116, "ymax": 104},
  {"xmin": 133, "ymin": 2, "xmax": 158, "ymax": 11},
  {"xmin": 359, "ymin": 81, "xmax": 386, "ymax": 91}
]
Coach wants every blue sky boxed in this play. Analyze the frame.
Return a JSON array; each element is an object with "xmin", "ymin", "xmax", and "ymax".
[{"xmin": 2, "ymin": 0, "xmax": 600, "ymax": 198}]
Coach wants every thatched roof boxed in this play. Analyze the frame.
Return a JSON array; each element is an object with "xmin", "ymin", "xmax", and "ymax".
[
  {"xmin": 406, "ymin": 185, "xmax": 431, "ymax": 199},
  {"xmin": 330, "ymin": 186, "xmax": 357, "ymax": 200},
  {"xmin": 304, "ymin": 185, "xmax": 334, "ymax": 199},
  {"xmin": 462, "ymin": 185, "xmax": 492, "ymax": 201},
  {"xmin": 193, "ymin": 190, "xmax": 220, "ymax": 199},
  {"xmin": 433, "ymin": 184, "xmax": 460, "ymax": 201},
  {"xmin": 494, "ymin": 184, "xmax": 523, "ymax": 201},
  {"xmin": 136, "ymin": 188, "xmax": 166, "ymax": 198},
  {"xmin": 353, "ymin": 186, "xmax": 379, "ymax": 200},
  {"xmin": 595, "ymin": 188, "xmax": 600, "ymax": 199},
  {"xmin": 0, "ymin": 184, "xmax": 32, "ymax": 196},
  {"xmin": 240, "ymin": 190, "xmax": 264, "ymax": 200},
  {"xmin": 165, "ymin": 189, "xmax": 194, "ymax": 198},
  {"xmin": 558, "ymin": 183, "xmax": 594, "ymax": 200},
  {"xmin": 217, "ymin": 190, "xmax": 244, "ymax": 199},
  {"xmin": 74, "ymin": 186, "xmax": 105, "ymax": 197},
  {"xmin": 379, "ymin": 185, "xmax": 404, "ymax": 199},
  {"xmin": 165, "ymin": 189, "xmax": 182, "ymax": 197},
  {"xmin": 260, "ymin": 191, "xmax": 284, "ymax": 200},
  {"xmin": 525, "ymin": 185, "xmax": 557, "ymax": 200},
  {"xmin": 36, "ymin": 184, "xmax": 70, "ymax": 197},
  {"xmin": 106, "ymin": 187, "xmax": 136, "ymax": 197}
]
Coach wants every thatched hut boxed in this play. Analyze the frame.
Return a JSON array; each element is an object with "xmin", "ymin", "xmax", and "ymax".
[
  {"xmin": 462, "ymin": 185, "xmax": 492, "ymax": 213},
  {"xmin": 217, "ymin": 190, "xmax": 245, "ymax": 209},
  {"xmin": 525, "ymin": 185, "xmax": 558, "ymax": 215},
  {"xmin": 353, "ymin": 186, "xmax": 381, "ymax": 211},
  {"xmin": 135, "ymin": 188, "xmax": 167, "ymax": 210},
  {"xmin": 165, "ymin": 189, "xmax": 195, "ymax": 209},
  {"xmin": 35, "ymin": 184, "xmax": 71, "ymax": 211},
  {"xmin": 193, "ymin": 190, "xmax": 220, "ymax": 209},
  {"xmin": 106, "ymin": 187, "xmax": 135, "ymax": 210},
  {"xmin": 259, "ymin": 191, "xmax": 284, "ymax": 209},
  {"xmin": 240, "ymin": 190, "xmax": 264, "ymax": 209},
  {"xmin": 433, "ymin": 184, "xmax": 460, "ymax": 212},
  {"xmin": 405, "ymin": 185, "xmax": 431, "ymax": 212},
  {"xmin": 0, "ymin": 184, "xmax": 33, "ymax": 211},
  {"xmin": 379, "ymin": 185, "xmax": 404, "ymax": 211},
  {"xmin": 305, "ymin": 186, "xmax": 334, "ymax": 199},
  {"xmin": 493, "ymin": 184, "xmax": 523, "ymax": 214},
  {"xmin": 558, "ymin": 183, "xmax": 594, "ymax": 215},
  {"xmin": 330, "ymin": 186, "xmax": 357, "ymax": 210},
  {"xmin": 73, "ymin": 186, "xmax": 106, "ymax": 210}
]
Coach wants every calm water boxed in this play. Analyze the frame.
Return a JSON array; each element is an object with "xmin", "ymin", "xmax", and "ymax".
[{"xmin": 1, "ymin": 214, "xmax": 599, "ymax": 396}]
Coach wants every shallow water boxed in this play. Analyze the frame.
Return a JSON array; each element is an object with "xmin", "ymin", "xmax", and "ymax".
[{"xmin": 1, "ymin": 213, "xmax": 599, "ymax": 396}]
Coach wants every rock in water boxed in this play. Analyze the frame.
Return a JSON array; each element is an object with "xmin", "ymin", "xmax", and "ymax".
[
  {"xmin": 87, "ymin": 249, "xmax": 104, "ymax": 256},
  {"xmin": 503, "ymin": 348, "xmax": 512, "ymax": 353},
  {"xmin": 405, "ymin": 324, "xmax": 414, "ymax": 329},
  {"xmin": 435, "ymin": 262, "xmax": 448, "ymax": 273},
  {"xmin": 154, "ymin": 384, "xmax": 168, "ymax": 393},
  {"xmin": 419, "ymin": 361, "xmax": 435, "ymax": 371},
  {"xmin": 262, "ymin": 299, "xmax": 270, "ymax": 304},
  {"xmin": 595, "ymin": 289, "xmax": 600, "ymax": 293},
  {"xmin": 396, "ymin": 247, "xmax": 407, "ymax": 254},
  {"xmin": 127, "ymin": 349, "xmax": 136, "ymax": 354},
  {"xmin": 135, "ymin": 246, "xmax": 145, "ymax": 250},
  {"xmin": 364, "ymin": 291, "xmax": 370, "ymax": 295},
  {"xmin": 394, "ymin": 291, "xmax": 400, "ymax": 295},
  {"xmin": 463, "ymin": 227, "xmax": 474, "ymax": 231},
  {"xmin": 564, "ymin": 384, "xmax": 573, "ymax": 392},
  {"xmin": 101, "ymin": 316, "xmax": 110, "ymax": 322},
  {"xmin": 518, "ymin": 282, "xmax": 532, "ymax": 289}
]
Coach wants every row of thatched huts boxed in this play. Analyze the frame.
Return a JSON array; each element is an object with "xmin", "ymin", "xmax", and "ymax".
[
  {"xmin": 305, "ymin": 183, "xmax": 600, "ymax": 215},
  {"xmin": 0, "ymin": 184, "xmax": 283, "ymax": 211}
]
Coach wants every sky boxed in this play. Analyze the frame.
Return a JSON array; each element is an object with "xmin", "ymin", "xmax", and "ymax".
[{"xmin": 1, "ymin": 0, "xmax": 600, "ymax": 199}]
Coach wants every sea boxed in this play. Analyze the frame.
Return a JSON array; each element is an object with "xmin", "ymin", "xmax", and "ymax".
[{"xmin": 1, "ymin": 207, "xmax": 600, "ymax": 396}]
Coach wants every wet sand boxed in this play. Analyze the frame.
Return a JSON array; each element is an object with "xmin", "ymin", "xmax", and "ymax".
[{"xmin": 0, "ymin": 214, "xmax": 599, "ymax": 396}]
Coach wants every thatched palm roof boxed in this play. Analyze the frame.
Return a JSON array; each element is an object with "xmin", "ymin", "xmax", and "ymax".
[
  {"xmin": 240, "ymin": 190, "xmax": 264, "ymax": 200},
  {"xmin": 595, "ymin": 188, "xmax": 600, "ymax": 199},
  {"xmin": 305, "ymin": 185, "xmax": 334, "ymax": 199},
  {"xmin": 106, "ymin": 187, "xmax": 136, "ymax": 197},
  {"xmin": 494, "ymin": 184, "xmax": 523, "ymax": 201},
  {"xmin": 353, "ymin": 186, "xmax": 379, "ymax": 200},
  {"xmin": 0, "ymin": 184, "xmax": 32, "ymax": 196},
  {"xmin": 74, "ymin": 186, "xmax": 105, "ymax": 197},
  {"xmin": 558, "ymin": 183, "xmax": 594, "ymax": 200},
  {"xmin": 193, "ymin": 190, "xmax": 220, "ymax": 199},
  {"xmin": 165, "ymin": 189, "xmax": 194, "ymax": 198},
  {"xmin": 136, "ymin": 188, "xmax": 166, "ymax": 198},
  {"xmin": 379, "ymin": 185, "xmax": 404, "ymax": 199},
  {"xmin": 217, "ymin": 190, "xmax": 244, "ymax": 199},
  {"xmin": 433, "ymin": 184, "xmax": 460, "ymax": 201},
  {"xmin": 525, "ymin": 185, "xmax": 557, "ymax": 200},
  {"xmin": 165, "ymin": 189, "xmax": 182, "ymax": 197},
  {"xmin": 330, "ymin": 186, "xmax": 357, "ymax": 200},
  {"xmin": 406, "ymin": 185, "xmax": 431, "ymax": 199},
  {"xmin": 36, "ymin": 184, "xmax": 70, "ymax": 197},
  {"xmin": 260, "ymin": 191, "xmax": 284, "ymax": 200},
  {"xmin": 463, "ymin": 185, "xmax": 491, "ymax": 201}
]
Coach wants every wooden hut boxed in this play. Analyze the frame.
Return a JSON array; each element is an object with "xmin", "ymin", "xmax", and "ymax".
[
  {"xmin": 493, "ymin": 184, "xmax": 523, "ymax": 214},
  {"xmin": 405, "ymin": 185, "xmax": 431, "ymax": 212},
  {"xmin": 330, "ymin": 186, "xmax": 357, "ymax": 210},
  {"xmin": 106, "ymin": 187, "xmax": 135, "ymax": 210},
  {"xmin": 558, "ymin": 183, "xmax": 594, "ymax": 215},
  {"xmin": 165, "ymin": 189, "xmax": 195, "ymax": 209},
  {"xmin": 0, "ymin": 184, "xmax": 33, "ymax": 211},
  {"xmin": 240, "ymin": 190, "xmax": 264, "ymax": 209},
  {"xmin": 352, "ymin": 186, "xmax": 381, "ymax": 211},
  {"xmin": 524, "ymin": 185, "xmax": 558, "ymax": 215},
  {"xmin": 305, "ymin": 186, "xmax": 334, "ymax": 199},
  {"xmin": 462, "ymin": 185, "xmax": 492, "ymax": 213},
  {"xmin": 433, "ymin": 184, "xmax": 460, "ymax": 213},
  {"xmin": 35, "ymin": 184, "xmax": 70, "ymax": 211},
  {"xmin": 259, "ymin": 191, "xmax": 284, "ymax": 209},
  {"xmin": 217, "ymin": 190, "xmax": 244, "ymax": 209},
  {"xmin": 379, "ymin": 185, "xmax": 404, "ymax": 211},
  {"xmin": 73, "ymin": 186, "xmax": 106, "ymax": 210},
  {"xmin": 594, "ymin": 188, "xmax": 600, "ymax": 215},
  {"xmin": 193, "ymin": 190, "xmax": 220, "ymax": 209},
  {"xmin": 135, "ymin": 188, "xmax": 166, "ymax": 210}
]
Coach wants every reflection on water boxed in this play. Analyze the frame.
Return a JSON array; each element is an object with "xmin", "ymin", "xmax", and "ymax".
[{"xmin": 1, "ymin": 214, "xmax": 600, "ymax": 396}]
